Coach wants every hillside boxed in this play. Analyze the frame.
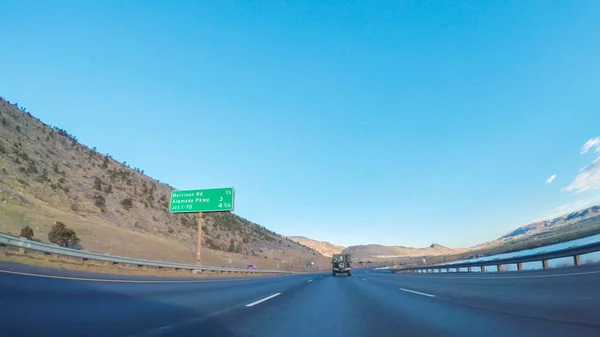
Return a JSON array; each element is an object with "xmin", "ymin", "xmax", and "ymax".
[
  {"xmin": 474, "ymin": 205, "xmax": 600, "ymax": 248},
  {"xmin": 0, "ymin": 97, "xmax": 330, "ymax": 270},
  {"xmin": 500, "ymin": 206, "xmax": 600, "ymax": 240},
  {"xmin": 288, "ymin": 236, "xmax": 345, "ymax": 257}
]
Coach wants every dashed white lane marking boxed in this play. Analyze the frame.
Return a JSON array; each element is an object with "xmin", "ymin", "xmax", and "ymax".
[
  {"xmin": 361, "ymin": 278, "xmax": 368, "ymax": 281},
  {"xmin": 307, "ymin": 279, "xmax": 313, "ymax": 283},
  {"xmin": 245, "ymin": 293, "xmax": 281, "ymax": 307},
  {"xmin": 399, "ymin": 288, "xmax": 435, "ymax": 298},
  {"xmin": 395, "ymin": 270, "xmax": 600, "ymax": 280}
]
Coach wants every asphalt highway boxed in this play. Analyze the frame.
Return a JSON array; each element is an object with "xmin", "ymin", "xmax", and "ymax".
[{"xmin": 1, "ymin": 262, "xmax": 600, "ymax": 337}]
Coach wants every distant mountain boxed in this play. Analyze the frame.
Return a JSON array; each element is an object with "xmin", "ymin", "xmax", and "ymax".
[
  {"xmin": 288, "ymin": 236, "xmax": 345, "ymax": 257},
  {"xmin": 342, "ymin": 243, "xmax": 456, "ymax": 260},
  {"xmin": 494, "ymin": 205, "xmax": 600, "ymax": 242}
]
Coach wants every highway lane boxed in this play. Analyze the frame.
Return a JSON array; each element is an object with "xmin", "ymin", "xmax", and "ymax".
[
  {"xmin": 0, "ymin": 262, "xmax": 322, "ymax": 337},
  {"xmin": 1, "ymin": 263, "xmax": 600, "ymax": 337}
]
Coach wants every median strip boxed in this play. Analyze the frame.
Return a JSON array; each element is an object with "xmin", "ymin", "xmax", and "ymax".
[
  {"xmin": 399, "ymin": 288, "xmax": 435, "ymax": 298},
  {"xmin": 245, "ymin": 293, "xmax": 281, "ymax": 307}
]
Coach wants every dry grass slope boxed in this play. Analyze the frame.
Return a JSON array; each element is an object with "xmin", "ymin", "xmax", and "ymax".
[
  {"xmin": 0, "ymin": 98, "xmax": 330, "ymax": 270},
  {"xmin": 288, "ymin": 236, "xmax": 345, "ymax": 257}
]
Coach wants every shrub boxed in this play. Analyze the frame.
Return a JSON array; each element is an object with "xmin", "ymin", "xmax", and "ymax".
[
  {"xmin": 15, "ymin": 125, "xmax": 21, "ymax": 132},
  {"xmin": 180, "ymin": 215, "xmax": 196, "ymax": 229},
  {"xmin": 121, "ymin": 198, "xmax": 133, "ymax": 210},
  {"xmin": 101, "ymin": 156, "xmax": 109, "ymax": 169},
  {"xmin": 93, "ymin": 195, "xmax": 105, "ymax": 208},
  {"xmin": 48, "ymin": 222, "xmax": 80, "ymax": 248},
  {"xmin": 104, "ymin": 184, "xmax": 113, "ymax": 193},
  {"xmin": 168, "ymin": 227, "xmax": 174, "ymax": 234},
  {"xmin": 1, "ymin": 118, "xmax": 7, "ymax": 126},
  {"xmin": 26, "ymin": 161, "xmax": 38, "ymax": 175},
  {"xmin": 93, "ymin": 177, "xmax": 102, "ymax": 191},
  {"xmin": 20, "ymin": 226, "xmax": 34, "ymax": 240},
  {"xmin": 205, "ymin": 238, "xmax": 216, "ymax": 249},
  {"xmin": 39, "ymin": 168, "xmax": 49, "ymax": 182}
]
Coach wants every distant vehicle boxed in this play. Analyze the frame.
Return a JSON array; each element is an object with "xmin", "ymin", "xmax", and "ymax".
[
  {"xmin": 331, "ymin": 253, "xmax": 352, "ymax": 276},
  {"xmin": 245, "ymin": 264, "xmax": 258, "ymax": 270}
]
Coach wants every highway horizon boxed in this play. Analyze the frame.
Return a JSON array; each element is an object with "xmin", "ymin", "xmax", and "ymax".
[{"xmin": 1, "ymin": 261, "xmax": 600, "ymax": 337}]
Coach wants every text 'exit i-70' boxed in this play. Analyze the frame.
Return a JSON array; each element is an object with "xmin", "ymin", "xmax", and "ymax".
[{"xmin": 169, "ymin": 187, "xmax": 234, "ymax": 213}]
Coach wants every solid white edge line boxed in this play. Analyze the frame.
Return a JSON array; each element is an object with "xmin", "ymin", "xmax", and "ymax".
[
  {"xmin": 245, "ymin": 293, "xmax": 281, "ymax": 307},
  {"xmin": 399, "ymin": 288, "xmax": 435, "ymax": 297},
  {"xmin": 396, "ymin": 269, "xmax": 600, "ymax": 280},
  {"xmin": 0, "ymin": 269, "xmax": 267, "ymax": 283}
]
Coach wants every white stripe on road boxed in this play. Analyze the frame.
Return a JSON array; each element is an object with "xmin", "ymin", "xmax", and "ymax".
[
  {"xmin": 399, "ymin": 288, "xmax": 435, "ymax": 297},
  {"xmin": 361, "ymin": 278, "xmax": 368, "ymax": 281},
  {"xmin": 307, "ymin": 279, "xmax": 313, "ymax": 283},
  {"xmin": 245, "ymin": 293, "xmax": 281, "ymax": 307},
  {"xmin": 0, "ymin": 269, "xmax": 264, "ymax": 284}
]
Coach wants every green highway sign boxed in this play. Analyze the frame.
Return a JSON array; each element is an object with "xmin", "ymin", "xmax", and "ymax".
[{"xmin": 169, "ymin": 187, "xmax": 234, "ymax": 213}]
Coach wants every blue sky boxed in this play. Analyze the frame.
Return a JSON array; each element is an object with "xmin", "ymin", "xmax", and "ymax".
[{"xmin": 1, "ymin": 1, "xmax": 600, "ymax": 248}]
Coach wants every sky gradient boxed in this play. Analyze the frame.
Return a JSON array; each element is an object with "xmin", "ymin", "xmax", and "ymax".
[{"xmin": 1, "ymin": 1, "xmax": 600, "ymax": 248}]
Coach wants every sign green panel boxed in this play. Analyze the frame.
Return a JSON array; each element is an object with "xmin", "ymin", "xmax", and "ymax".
[{"xmin": 169, "ymin": 187, "xmax": 234, "ymax": 213}]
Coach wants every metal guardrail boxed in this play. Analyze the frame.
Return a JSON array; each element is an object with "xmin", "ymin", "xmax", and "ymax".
[
  {"xmin": 0, "ymin": 233, "xmax": 293, "ymax": 275},
  {"xmin": 392, "ymin": 241, "xmax": 600, "ymax": 273}
]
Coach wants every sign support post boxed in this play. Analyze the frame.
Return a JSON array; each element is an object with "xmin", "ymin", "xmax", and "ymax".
[
  {"xmin": 197, "ymin": 212, "xmax": 203, "ymax": 264},
  {"xmin": 169, "ymin": 187, "xmax": 235, "ymax": 266}
]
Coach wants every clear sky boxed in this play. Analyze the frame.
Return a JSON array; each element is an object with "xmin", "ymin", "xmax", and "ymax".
[{"xmin": 1, "ymin": 1, "xmax": 600, "ymax": 248}]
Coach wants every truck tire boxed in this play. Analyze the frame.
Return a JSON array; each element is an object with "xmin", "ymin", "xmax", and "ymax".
[
  {"xmin": 332, "ymin": 272, "xmax": 336, "ymax": 277},
  {"xmin": 347, "ymin": 271, "xmax": 352, "ymax": 276}
]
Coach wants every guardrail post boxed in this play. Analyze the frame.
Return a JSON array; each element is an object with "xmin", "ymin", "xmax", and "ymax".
[
  {"xmin": 542, "ymin": 260, "xmax": 549, "ymax": 269},
  {"xmin": 496, "ymin": 265, "xmax": 502, "ymax": 272},
  {"xmin": 573, "ymin": 255, "xmax": 581, "ymax": 266},
  {"xmin": 446, "ymin": 268, "xmax": 449, "ymax": 273},
  {"xmin": 467, "ymin": 266, "xmax": 471, "ymax": 272},
  {"xmin": 480, "ymin": 266, "xmax": 485, "ymax": 272},
  {"xmin": 517, "ymin": 263, "xmax": 523, "ymax": 271},
  {"xmin": 18, "ymin": 247, "xmax": 25, "ymax": 255},
  {"xmin": 437, "ymin": 268, "xmax": 441, "ymax": 273}
]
